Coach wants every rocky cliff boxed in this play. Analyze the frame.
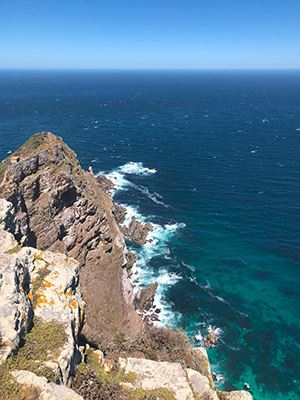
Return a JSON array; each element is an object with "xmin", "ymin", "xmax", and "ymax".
[
  {"xmin": 0, "ymin": 132, "xmax": 141, "ymax": 346},
  {"xmin": 0, "ymin": 132, "xmax": 252, "ymax": 400}
]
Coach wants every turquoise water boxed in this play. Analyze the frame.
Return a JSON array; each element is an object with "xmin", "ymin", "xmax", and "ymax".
[{"xmin": 0, "ymin": 71, "xmax": 299, "ymax": 399}]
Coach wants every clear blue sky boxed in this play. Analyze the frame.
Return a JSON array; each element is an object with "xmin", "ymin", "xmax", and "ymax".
[{"xmin": 1, "ymin": 0, "xmax": 300, "ymax": 69}]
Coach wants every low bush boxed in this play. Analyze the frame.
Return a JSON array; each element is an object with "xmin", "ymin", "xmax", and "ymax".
[
  {"xmin": 0, "ymin": 319, "xmax": 67, "ymax": 400},
  {"xmin": 106, "ymin": 325, "xmax": 209, "ymax": 376}
]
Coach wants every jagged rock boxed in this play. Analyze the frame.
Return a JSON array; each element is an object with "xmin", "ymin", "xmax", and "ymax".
[
  {"xmin": 123, "ymin": 216, "xmax": 153, "ymax": 245},
  {"xmin": 126, "ymin": 250, "xmax": 137, "ymax": 272},
  {"xmin": 112, "ymin": 203, "xmax": 127, "ymax": 225},
  {"xmin": 218, "ymin": 390, "xmax": 253, "ymax": 400},
  {"xmin": 0, "ymin": 132, "xmax": 141, "ymax": 345},
  {"xmin": 134, "ymin": 282, "xmax": 158, "ymax": 312},
  {"xmin": 11, "ymin": 370, "xmax": 84, "ymax": 400},
  {"xmin": 95, "ymin": 174, "xmax": 115, "ymax": 193}
]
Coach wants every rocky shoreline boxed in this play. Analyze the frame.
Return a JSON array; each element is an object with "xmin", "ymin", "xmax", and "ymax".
[{"xmin": 0, "ymin": 132, "xmax": 252, "ymax": 400}]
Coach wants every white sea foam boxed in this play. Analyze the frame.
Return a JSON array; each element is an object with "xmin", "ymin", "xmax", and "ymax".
[
  {"xmin": 130, "ymin": 220, "xmax": 185, "ymax": 326},
  {"xmin": 119, "ymin": 203, "xmax": 146, "ymax": 227},
  {"xmin": 118, "ymin": 161, "xmax": 157, "ymax": 176},
  {"xmin": 194, "ymin": 333, "xmax": 203, "ymax": 343},
  {"xmin": 100, "ymin": 170, "xmax": 133, "ymax": 192},
  {"xmin": 99, "ymin": 161, "xmax": 158, "ymax": 194},
  {"xmin": 135, "ymin": 185, "xmax": 169, "ymax": 207},
  {"xmin": 208, "ymin": 325, "xmax": 223, "ymax": 338},
  {"xmin": 214, "ymin": 373, "xmax": 225, "ymax": 384}
]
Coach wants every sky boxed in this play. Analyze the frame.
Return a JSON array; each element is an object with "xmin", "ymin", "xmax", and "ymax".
[{"xmin": 0, "ymin": 0, "xmax": 300, "ymax": 69}]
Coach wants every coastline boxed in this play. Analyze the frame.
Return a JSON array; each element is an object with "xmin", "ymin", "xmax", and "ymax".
[{"xmin": 0, "ymin": 132, "xmax": 253, "ymax": 400}]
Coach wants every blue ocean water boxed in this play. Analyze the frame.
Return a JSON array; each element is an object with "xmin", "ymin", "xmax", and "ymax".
[{"xmin": 0, "ymin": 70, "xmax": 300, "ymax": 400}]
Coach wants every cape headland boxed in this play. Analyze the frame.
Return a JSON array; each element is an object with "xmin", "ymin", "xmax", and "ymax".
[{"xmin": 0, "ymin": 132, "xmax": 252, "ymax": 400}]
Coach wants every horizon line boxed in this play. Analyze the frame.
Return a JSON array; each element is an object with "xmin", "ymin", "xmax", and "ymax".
[{"xmin": 0, "ymin": 67, "xmax": 300, "ymax": 72}]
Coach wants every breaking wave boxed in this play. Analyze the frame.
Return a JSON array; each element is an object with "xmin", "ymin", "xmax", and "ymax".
[
  {"xmin": 118, "ymin": 161, "xmax": 157, "ymax": 176},
  {"xmin": 98, "ymin": 161, "xmax": 184, "ymax": 326}
]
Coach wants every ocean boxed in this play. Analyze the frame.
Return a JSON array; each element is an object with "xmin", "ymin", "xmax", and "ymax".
[{"xmin": 0, "ymin": 70, "xmax": 299, "ymax": 400}]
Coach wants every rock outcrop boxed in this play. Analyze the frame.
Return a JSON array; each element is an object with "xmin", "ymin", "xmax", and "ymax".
[
  {"xmin": 120, "ymin": 357, "xmax": 219, "ymax": 400},
  {"xmin": 0, "ymin": 201, "xmax": 32, "ymax": 363},
  {"xmin": 0, "ymin": 199, "xmax": 84, "ymax": 385},
  {"xmin": 11, "ymin": 370, "xmax": 84, "ymax": 400},
  {"xmin": 123, "ymin": 216, "xmax": 153, "ymax": 245},
  {"xmin": 120, "ymin": 357, "xmax": 195, "ymax": 400},
  {"xmin": 0, "ymin": 132, "xmax": 141, "ymax": 345},
  {"xmin": 119, "ymin": 356, "xmax": 252, "ymax": 400}
]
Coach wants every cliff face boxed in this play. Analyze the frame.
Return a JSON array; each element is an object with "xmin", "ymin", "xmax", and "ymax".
[{"xmin": 0, "ymin": 132, "xmax": 141, "ymax": 345}]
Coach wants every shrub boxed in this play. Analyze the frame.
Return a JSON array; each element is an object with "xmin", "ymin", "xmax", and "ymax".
[
  {"xmin": 0, "ymin": 319, "xmax": 67, "ymax": 400},
  {"xmin": 105, "ymin": 325, "xmax": 209, "ymax": 377}
]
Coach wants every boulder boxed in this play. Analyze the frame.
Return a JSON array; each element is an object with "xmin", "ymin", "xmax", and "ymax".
[{"xmin": 11, "ymin": 370, "xmax": 84, "ymax": 400}]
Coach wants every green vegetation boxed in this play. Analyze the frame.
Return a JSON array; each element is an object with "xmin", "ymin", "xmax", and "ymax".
[
  {"xmin": 129, "ymin": 388, "xmax": 176, "ymax": 400},
  {"xmin": 77, "ymin": 349, "xmax": 136, "ymax": 387},
  {"xmin": 0, "ymin": 319, "xmax": 67, "ymax": 400},
  {"xmin": 31, "ymin": 263, "xmax": 51, "ymax": 305}
]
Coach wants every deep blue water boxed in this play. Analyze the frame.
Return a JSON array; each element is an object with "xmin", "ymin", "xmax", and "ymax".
[{"xmin": 0, "ymin": 70, "xmax": 300, "ymax": 400}]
